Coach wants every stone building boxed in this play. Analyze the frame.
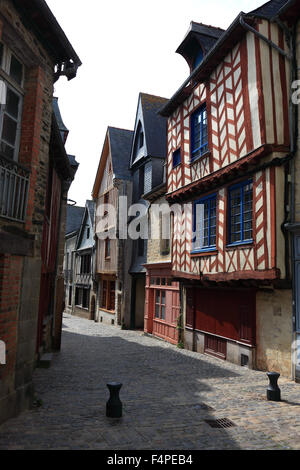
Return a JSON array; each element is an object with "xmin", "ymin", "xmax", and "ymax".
[
  {"xmin": 159, "ymin": 0, "xmax": 296, "ymax": 378},
  {"xmin": 92, "ymin": 127, "xmax": 133, "ymax": 327},
  {"xmin": 0, "ymin": 0, "xmax": 81, "ymax": 423}
]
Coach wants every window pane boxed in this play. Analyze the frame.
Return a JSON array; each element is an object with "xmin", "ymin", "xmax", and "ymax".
[
  {"xmin": 10, "ymin": 54, "xmax": 23, "ymax": 85},
  {"xmin": 229, "ymin": 181, "xmax": 253, "ymax": 243},
  {"xmin": 173, "ymin": 148, "xmax": 181, "ymax": 168},
  {"xmin": 1, "ymin": 114, "xmax": 17, "ymax": 146},
  {"xmin": 0, "ymin": 141, "xmax": 14, "ymax": 158},
  {"xmin": 194, "ymin": 196, "xmax": 217, "ymax": 250},
  {"xmin": 6, "ymin": 88, "xmax": 20, "ymax": 119}
]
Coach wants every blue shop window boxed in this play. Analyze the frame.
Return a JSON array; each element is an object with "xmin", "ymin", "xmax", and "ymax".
[
  {"xmin": 172, "ymin": 148, "xmax": 181, "ymax": 168},
  {"xmin": 191, "ymin": 103, "xmax": 208, "ymax": 161},
  {"xmin": 228, "ymin": 180, "xmax": 253, "ymax": 245},
  {"xmin": 192, "ymin": 194, "xmax": 217, "ymax": 253}
]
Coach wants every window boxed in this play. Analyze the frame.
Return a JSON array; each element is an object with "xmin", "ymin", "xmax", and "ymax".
[
  {"xmin": 191, "ymin": 104, "xmax": 208, "ymax": 161},
  {"xmin": 155, "ymin": 290, "xmax": 166, "ymax": 320},
  {"xmin": 87, "ymin": 227, "xmax": 90, "ymax": 239},
  {"xmin": 172, "ymin": 148, "xmax": 181, "ymax": 168},
  {"xmin": 105, "ymin": 237, "xmax": 111, "ymax": 259},
  {"xmin": 80, "ymin": 254, "xmax": 91, "ymax": 274},
  {"xmin": 193, "ymin": 194, "xmax": 217, "ymax": 252},
  {"xmin": 75, "ymin": 287, "xmax": 90, "ymax": 309},
  {"xmin": 193, "ymin": 49, "xmax": 204, "ymax": 69},
  {"xmin": 101, "ymin": 279, "xmax": 115, "ymax": 311},
  {"xmin": 228, "ymin": 180, "xmax": 253, "ymax": 245},
  {"xmin": 0, "ymin": 43, "xmax": 23, "ymax": 161}
]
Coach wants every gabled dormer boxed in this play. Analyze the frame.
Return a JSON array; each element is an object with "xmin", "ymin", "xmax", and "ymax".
[
  {"xmin": 130, "ymin": 93, "xmax": 168, "ymax": 202},
  {"xmin": 176, "ymin": 22, "xmax": 224, "ymax": 73},
  {"xmin": 76, "ymin": 200, "xmax": 95, "ymax": 253}
]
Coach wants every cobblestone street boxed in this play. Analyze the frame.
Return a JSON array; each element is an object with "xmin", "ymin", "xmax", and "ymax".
[{"xmin": 0, "ymin": 313, "xmax": 300, "ymax": 450}]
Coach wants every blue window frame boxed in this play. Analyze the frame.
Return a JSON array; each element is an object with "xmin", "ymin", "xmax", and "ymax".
[
  {"xmin": 172, "ymin": 148, "xmax": 181, "ymax": 168},
  {"xmin": 191, "ymin": 103, "xmax": 208, "ymax": 161},
  {"xmin": 228, "ymin": 180, "xmax": 253, "ymax": 245},
  {"xmin": 192, "ymin": 194, "xmax": 217, "ymax": 252}
]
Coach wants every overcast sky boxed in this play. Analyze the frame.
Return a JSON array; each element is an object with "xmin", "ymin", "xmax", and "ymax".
[{"xmin": 46, "ymin": 0, "xmax": 265, "ymax": 207}]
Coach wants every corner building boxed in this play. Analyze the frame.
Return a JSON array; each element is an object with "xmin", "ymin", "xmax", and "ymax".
[{"xmin": 159, "ymin": 0, "xmax": 295, "ymax": 377}]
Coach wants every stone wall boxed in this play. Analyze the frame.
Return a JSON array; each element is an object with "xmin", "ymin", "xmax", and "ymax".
[{"xmin": 256, "ymin": 288, "xmax": 293, "ymax": 377}]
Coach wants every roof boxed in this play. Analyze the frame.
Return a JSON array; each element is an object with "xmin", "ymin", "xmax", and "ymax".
[
  {"xmin": 92, "ymin": 126, "xmax": 133, "ymax": 198},
  {"xmin": 53, "ymin": 97, "xmax": 68, "ymax": 133},
  {"xmin": 108, "ymin": 127, "xmax": 134, "ymax": 180},
  {"xmin": 159, "ymin": 0, "xmax": 290, "ymax": 117},
  {"xmin": 12, "ymin": 0, "xmax": 81, "ymax": 73},
  {"xmin": 66, "ymin": 204, "xmax": 85, "ymax": 235},
  {"xmin": 134, "ymin": 93, "xmax": 168, "ymax": 162},
  {"xmin": 176, "ymin": 22, "xmax": 225, "ymax": 57},
  {"xmin": 248, "ymin": 0, "xmax": 289, "ymax": 19}
]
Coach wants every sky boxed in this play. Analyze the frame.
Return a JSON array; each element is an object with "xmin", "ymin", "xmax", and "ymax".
[{"xmin": 46, "ymin": 0, "xmax": 265, "ymax": 207}]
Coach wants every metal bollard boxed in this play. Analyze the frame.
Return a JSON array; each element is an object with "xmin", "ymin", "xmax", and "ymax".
[
  {"xmin": 106, "ymin": 382, "xmax": 122, "ymax": 418},
  {"xmin": 266, "ymin": 372, "xmax": 281, "ymax": 401}
]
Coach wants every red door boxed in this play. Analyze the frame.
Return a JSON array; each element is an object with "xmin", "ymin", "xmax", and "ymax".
[{"xmin": 191, "ymin": 288, "xmax": 256, "ymax": 358}]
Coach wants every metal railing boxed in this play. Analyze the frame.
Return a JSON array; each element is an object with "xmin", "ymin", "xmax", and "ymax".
[{"xmin": 0, "ymin": 154, "xmax": 30, "ymax": 222}]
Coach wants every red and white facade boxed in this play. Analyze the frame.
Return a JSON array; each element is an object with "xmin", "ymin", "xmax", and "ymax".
[{"xmin": 161, "ymin": 15, "xmax": 294, "ymax": 376}]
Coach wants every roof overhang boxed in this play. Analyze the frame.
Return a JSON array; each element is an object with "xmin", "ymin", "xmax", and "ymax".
[{"xmin": 12, "ymin": 0, "xmax": 82, "ymax": 79}]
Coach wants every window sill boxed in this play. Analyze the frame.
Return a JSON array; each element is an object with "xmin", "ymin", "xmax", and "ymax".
[
  {"xmin": 191, "ymin": 248, "xmax": 217, "ymax": 257},
  {"xmin": 226, "ymin": 241, "xmax": 254, "ymax": 250}
]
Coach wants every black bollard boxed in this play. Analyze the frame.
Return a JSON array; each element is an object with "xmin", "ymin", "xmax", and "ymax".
[
  {"xmin": 266, "ymin": 372, "xmax": 281, "ymax": 401},
  {"xmin": 106, "ymin": 382, "xmax": 122, "ymax": 418}
]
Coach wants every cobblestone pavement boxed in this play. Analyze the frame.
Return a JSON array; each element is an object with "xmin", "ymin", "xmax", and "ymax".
[{"xmin": 0, "ymin": 313, "xmax": 300, "ymax": 450}]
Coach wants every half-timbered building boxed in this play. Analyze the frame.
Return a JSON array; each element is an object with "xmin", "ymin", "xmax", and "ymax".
[
  {"xmin": 71, "ymin": 200, "xmax": 96, "ymax": 320},
  {"xmin": 159, "ymin": 0, "xmax": 295, "ymax": 377},
  {"xmin": 92, "ymin": 126, "xmax": 133, "ymax": 327},
  {"xmin": 128, "ymin": 93, "xmax": 168, "ymax": 329}
]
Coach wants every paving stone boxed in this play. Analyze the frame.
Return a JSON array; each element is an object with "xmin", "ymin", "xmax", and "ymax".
[{"xmin": 0, "ymin": 313, "xmax": 299, "ymax": 450}]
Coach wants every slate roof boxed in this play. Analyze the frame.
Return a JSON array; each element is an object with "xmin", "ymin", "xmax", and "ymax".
[
  {"xmin": 159, "ymin": 0, "xmax": 290, "ymax": 117},
  {"xmin": 248, "ymin": 0, "xmax": 289, "ymax": 19},
  {"xmin": 176, "ymin": 22, "xmax": 225, "ymax": 56},
  {"xmin": 140, "ymin": 93, "xmax": 168, "ymax": 158},
  {"xmin": 108, "ymin": 127, "xmax": 134, "ymax": 181},
  {"xmin": 66, "ymin": 204, "xmax": 85, "ymax": 235}
]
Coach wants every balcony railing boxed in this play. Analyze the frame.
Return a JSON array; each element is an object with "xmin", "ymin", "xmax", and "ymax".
[{"xmin": 0, "ymin": 154, "xmax": 30, "ymax": 223}]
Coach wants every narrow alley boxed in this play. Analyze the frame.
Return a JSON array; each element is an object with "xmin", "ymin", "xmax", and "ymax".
[{"xmin": 0, "ymin": 314, "xmax": 299, "ymax": 450}]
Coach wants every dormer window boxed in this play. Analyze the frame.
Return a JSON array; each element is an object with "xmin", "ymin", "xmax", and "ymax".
[
  {"xmin": 193, "ymin": 48, "xmax": 203, "ymax": 69},
  {"xmin": 133, "ymin": 121, "xmax": 144, "ymax": 162},
  {"xmin": 139, "ymin": 131, "xmax": 144, "ymax": 149}
]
